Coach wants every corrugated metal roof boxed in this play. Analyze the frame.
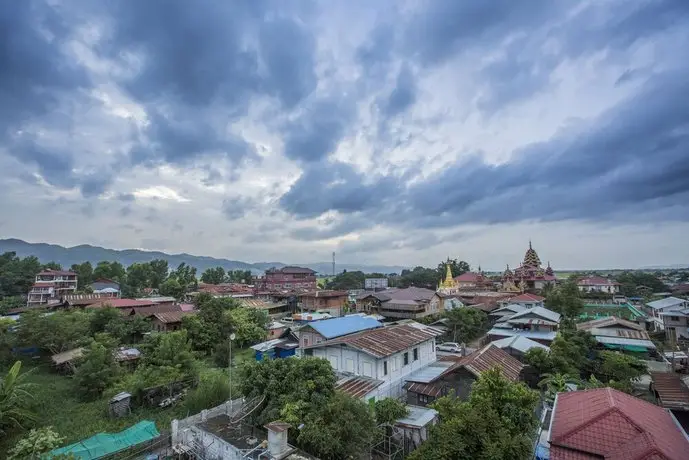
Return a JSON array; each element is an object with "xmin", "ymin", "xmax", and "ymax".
[
  {"xmin": 488, "ymin": 328, "xmax": 558, "ymax": 341},
  {"xmin": 404, "ymin": 381, "xmax": 444, "ymax": 398},
  {"xmin": 508, "ymin": 293, "xmax": 545, "ymax": 302},
  {"xmin": 395, "ymin": 405, "xmax": 438, "ymax": 428},
  {"xmin": 404, "ymin": 361, "xmax": 455, "ymax": 383},
  {"xmin": 651, "ymin": 372, "xmax": 689, "ymax": 411},
  {"xmin": 646, "ymin": 297, "xmax": 687, "ymax": 310},
  {"xmin": 509, "ymin": 306, "xmax": 561, "ymax": 323},
  {"xmin": 507, "ymin": 318, "xmax": 559, "ymax": 326},
  {"xmin": 576, "ymin": 317, "xmax": 644, "ymax": 331},
  {"xmin": 588, "ymin": 327, "xmax": 650, "ymax": 340},
  {"xmin": 448, "ymin": 344, "xmax": 524, "ymax": 381},
  {"xmin": 595, "ymin": 336, "xmax": 656, "ymax": 349},
  {"xmin": 304, "ymin": 315, "xmax": 383, "ymax": 339},
  {"xmin": 489, "ymin": 304, "xmax": 527, "ymax": 316},
  {"xmin": 491, "ymin": 336, "xmax": 550, "ymax": 353},
  {"xmin": 305, "ymin": 323, "xmax": 442, "ymax": 358},
  {"xmin": 152, "ymin": 311, "xmax": 193, "ymax": 324},
  {"xmin": 335, "ymin": 376, "xmax": 383, "ymax": 399}
]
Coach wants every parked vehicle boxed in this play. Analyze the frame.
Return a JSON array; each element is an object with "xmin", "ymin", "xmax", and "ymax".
[{"xmin": 436, "ymin": 342, "xmax": 462, "ymax": 353}]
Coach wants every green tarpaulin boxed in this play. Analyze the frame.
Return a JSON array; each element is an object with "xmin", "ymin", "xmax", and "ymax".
[
  {"xmin": 602, "ymin": 343, "xmax": 648, "ymax": 353},
  {"xmin": 47, "ymin": 420, "xmax": 160, "ymax": 460}
]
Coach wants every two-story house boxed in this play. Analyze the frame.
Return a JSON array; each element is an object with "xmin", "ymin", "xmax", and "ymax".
[
  {"xmin": 255, "ymin": 266, "xmax": 317, "ymax": 292},
  {"xmin": 577, "ymin": 276, "xmax": 621, "ymax": 294},
  {"xmin": 302, "ymin": 322, "xmax": 443, "ymax": 401},
  {"xmin": 644, "ymin": 297, "xmax": 689, "ymax": 333},
  {"xmin": 298, "ymin": 290, "xmax": 349, "ymax": 317},
  {"xmin": 297, "ymin": 314, "xmax": 383, "ymax": 349},
  {"xmin": 487, "ymin": 306, "xmax": 561, "ymax": 345},
  {"xmin": 404, "ymin": 344, "xmax": 524, "ymax": 407},
  {"xmin": 660, "ymin": 308, "xmax": 689, "ymax": 343},
  {"xmin": 576, "ymin": 316, "xmax": 656, "ymax": 353},
  {"xmin": 27, "ymin": 269, "xmax": 78, "ymax": 307},
  {"xmin": 357, "ymin": 287, "xmax": 442, "ymax": 320}
]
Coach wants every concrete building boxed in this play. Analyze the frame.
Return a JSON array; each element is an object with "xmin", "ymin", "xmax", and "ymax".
[
  {"xmin": 661, "ymin": 308, "xmax": 689, "ymax": 343},
  {"xmin": 645, "ymin": 297, "xmax": 689, "ymax": 332},
  {"xmin": 27, "ymin": 269, "xmax": 78, "ymax": 306},
  {"xmin": 577, "ymin": 276, "xmax": 621, "ymax": 294},
  {"xmin": 297, "ymin": 315, "xmax": 383, "ymax": 348},
  {"xmin": 499, "ymin": 293, "xmax": 545, "ymax": 309},
  {"xmin": 487, "ymin": 306, "xmax": 561, "ymax": 345},
  {"xmin": 298, "ymin": 290, "xmax": 349, "ymax": 317},
  {"xmin": 256, "ymin": 266, "xmax": 317, "ymax": 292},
  {"xmin": 303, "ymin": 322, "xmax": 443, "ymax": 401},
  {"xmin": 90, "ymin": 278, "xmax": 121, "ymax": 294}
]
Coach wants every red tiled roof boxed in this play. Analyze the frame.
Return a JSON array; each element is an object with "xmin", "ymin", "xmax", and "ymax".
[
  {"xmin": 650, "ymin": 372, "xmax": 689, "ymax": 411},
  {"xmin": 508, "ymin": 293, "xmax": 545, "ymax": 302},
  {"xmin": 304, "ymin": 323, "xmax": 442, "ymax": 358},
  {"xmin": 550, "ymin": 388, "xmax": 689, "ymax": 460},
  {"xmin": 88, "ymin": 298, "xmax": 157, "ymax": 309},
  {"xmin": 335, "ymin": 376, "xmax": 383, "ymax": 399},
  {"xmin": 578, "ymin": 276, "xmax": 621, "ymax": 286}
]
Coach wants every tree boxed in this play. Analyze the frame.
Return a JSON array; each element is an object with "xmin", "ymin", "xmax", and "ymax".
[
  {"xmin": 70, "ymin": 262, "xmax": 93, "ymax": 290},
  {"xmin": 7, "ymin": 426, "xmax": 64, "ymax": 460},
  {"xmin": 124, "ymin": 262, "xmax": 153, "ymax": 295},
  {"xmin": 170, "ymin": 262, "xmax": 198, "ymax": 291},
  {"xmin": 17, "ymin": 310, "xmax": 91, "ymax": 355},
  {"xmin": 143, "ymin": 330, "xmax": 198, "ymax": 380},
  {"xmin": 41, "ymin": 261, "xmax": 62, "ymax": 271},
  {"xmin": 226, "ymin": 269, "xmax": 252, "ymax": 284},
  {"xmin": 0, "ymin": 318, "xmax": 16, "ymax": 365},
  {"xmin": 523, "ymin": 348, "xmax": 554, "ymax": 378},
  {"xmin": 89, "ymin": 307, "xmax": 121, "ymax": 335},
  {"xmin": 239, "ymin": 357, "xmax": 336, "ymax": 425},
  {"xmin": 74, "ymin": 342, "xmax": 120, "ymax": 399},
  {"xmin": 148, "ymin": 259, "xmax": 169, "ymax": 288},
  {"xmin": 93, "ymin": 261, "xmax": 126, "ymax": 283},
  {"xmin": 409, "ymin": 368, "xmax": 540, "ymax": 460},
  {"xmin": 227, "ymin": 307, "xmax": 269, "ymax": 348},
  {"xmin": 159, "ymin": 278, "xmax": 185, "ymax": 300},
  {"xmin": 0, "ymin": 252, "xmax": 41, "ymax": 298},
  {"xmin": 201, "ymin": 266, "xmax": 226, "ymax": 285},
  {"xmin": 325, "ymin": 271, "xmax": 366, "ymax": 290},
  {"xmin": 436, "ymin": 259, "xmax": 470, "ymax": 279},
  {"xmin": 549, "ymin": 330, "xmax": 597, "ymax": 376},
  {"xmin": 595, "ymin": 351, "xmax": 646, "ymax": 384},
  {"xmin": 182, "ymin": 370, "xmax": 231, "ymax": 414},
  {"xmin": 444, "ymin": 308, "xmax": 487, "ymax": 344},
  {"xmin": 538, "ymin": 373, "xmax": 580, "ymax": 403},
  {"xmin": 0, "ymin": 296, "xmax": 24, "ymax": 315},
  {"xmin": 545, "ymin": 279, "xmax": 584, "ymax": 319},
  {"xmin": 615, "ymin": 271, "xmax": 668, "ymax": 294},
  {"xmin": 398, "ymin": 266, "xmax": 441, "ymax": 289},
  {"xmin": 374, "ymin": 398, "xmax": 409, "ymax": 425},
  {"xmin": 0, "ymin": 361, "xmax": 36, "ymax": 435},
  {"xmin": 292, "ymin": 392, "xmax": 377, "ymax": 460}
]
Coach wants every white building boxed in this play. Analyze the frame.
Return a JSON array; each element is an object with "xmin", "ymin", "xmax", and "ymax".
[
  {"xmin": 577, "ymin": 276, "xmax": 621, "ymax": 294},
  {"xmin": 498, "ymin": 293, "xmax": 545, "ymax": 309},
  {"xmin": 487, "ymin": 306, "xmax": 561, "ymax": 345},
  {"xmin": 27, "ymin": 269, "xmax": 78, "ymax": 307},
  {"xmin": 302, "ymin": 322, "xmax": 443, "ymax": 402},
  {"xmin": 645, "ymin": 296, "xmax": 689, "ymax": 332}
]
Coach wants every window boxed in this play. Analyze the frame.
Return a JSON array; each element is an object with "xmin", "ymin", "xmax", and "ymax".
[
  {"xmin": 383, "ymin": 361, "xmax": 388, "ymax": 376},
  {"xmin": 413, "ymin": 348, "xmax": 419, "ymax": 361},
  {"xmin": 418, "ymin": 394, "xmax": 429, "ymax": 404},
  {"xmin": 670, "ymin": 316, "xmax": 680, "ymax": 322},
  {"xmin": 303, "ymin": 337, "xmax": 309, "ymax": 347},
  {"xmin": 392, "ymin": 357, "xmax": 398, "ymax": 371},
  {"xmin": 403, "ymin": 352, "xmax": 409, "ymax": 366}
]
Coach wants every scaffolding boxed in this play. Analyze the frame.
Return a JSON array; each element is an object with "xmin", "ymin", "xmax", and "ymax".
[{"xmin": 370, "ymin": 423, "xmax": 404, "ymax": 460}]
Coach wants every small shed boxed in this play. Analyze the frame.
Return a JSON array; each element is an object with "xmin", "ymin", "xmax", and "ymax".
[
  {"xmin": 109, "ymin": 392, "xmax": 132, "ymax": 418},
  {"xmin": 51, "ymin": 347, "xmax": 85, "ymax": 374}
]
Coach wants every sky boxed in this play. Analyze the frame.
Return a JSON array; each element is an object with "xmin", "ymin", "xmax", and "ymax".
[{"xmin": 1, "ymin": 0, "xmax": 689, "ymax": 270}]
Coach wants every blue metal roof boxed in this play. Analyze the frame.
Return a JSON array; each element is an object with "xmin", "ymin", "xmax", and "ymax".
[{"xmin": 308, "ymin": 315, "xmax": 383, "ymax": 339}]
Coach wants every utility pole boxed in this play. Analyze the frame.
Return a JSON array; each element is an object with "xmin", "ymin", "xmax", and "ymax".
[{"xmin": 332, "ymin": 252, "xmax": 336, "ymax": 277}]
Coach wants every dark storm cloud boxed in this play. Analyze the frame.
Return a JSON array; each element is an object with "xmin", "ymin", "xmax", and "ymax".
[
  {"xmin": 100, "ymin": 0, "xmax": 318, "ymax": 167},
  {"xmin": 289, "ymin": 215, "xmax": 370, "ymax": 241},
  {"xmin": 280, "ymin": 64, "xmax": 689, "ymax": 228},
  {"xmin": 282, "ymin": 97, "xmax": 357, "ymax": 163}
]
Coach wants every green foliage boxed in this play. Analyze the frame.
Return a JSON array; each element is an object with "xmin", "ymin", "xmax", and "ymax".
[
  {"xmin": 0, "ymin": 318, "xmax": 16, "ymax": 365},
  {"xmin": 226, "ymin": 269, "xmax": 252, "ymax": 284},
  {"xmin": 523, "ymin": 348, "xmax": 554, "ymax": 377},
  {"xmin": 545, "ymin": 279, "xmax": 584, "ymax": 319},
  {"xmin": 436, "ymin": 259, "xmax": 470, "ymax": 279},
  {"xmin": 170, "ymin": 262, "xmax": 198, "ymax": 291},
  {"xmin": 143, "ymin": 331, "xmax": 199, "ymax": 380},
  {"xmin": 596, "ymin": 351, "xmax": 646, "ymax": 383},
  {"xmin": 444, "ymin": 307, "xmax": 487, "ymax": 344},
  {"xmin": 148, "ymin": 259, "xmax": 170, "ymax": 289},
  {"xmin": 93, "ymin": 261, "xmax": 126, "ymax": 283},
  {"xmin": 182, "ymin": 370, "xmax": 231, "ymax": 414},
  {"xmin": 325, "ymin": 270, "xmax": 366, "ymax": 290},
  {"xmin": 548, "ymin": 330, "xmax": 597, "ymax": 376},
  {"xmin": 159, "ymin": 278, "xmax": 185, "ymax": 299},
  {"xmin": 90, "ymin": 308, "xmax": 150, "ymax": 344},
  {"xmin": 17, "ymin": 310, "xmax": 91, "ymax": 355},
  {"xmin": 89, "ymin": 307, "xmax": 121, "ymax": 335},
  {"xmin": 74, "ymin": 342, "xmax": 120, "ymax": 400},
  {"xmin": 238, "ymin": 357, "xmax": 336, "ymax": 425},
  {"xmin": 538, "ymin": 373, "xmax": 580, "ymax": 403},
  {"xmin": 0, "ymin": 252, "xmax": 41, "ymax": 298},
  {"xmin": 124, "ymin": 262, "xmax": 153, "ymax": 296},
  {"xmin": 227, "ymin": 307, "xmax": 269, "ymax": 348},
  {"xmin": 409, "ymin": 368, "xmax": 540, "ymax": 460},
  {"xmin": 200, "ymin": 266, "xmax": 226, "ymax": 284},
  {"xmin": 70, "ymin": 262, "xmax": 94, "ymax": 288},
  {"xmin": 0, "ymin": 361, "xmax": 37, "ymax": 436},
  {"xmin": 0, "ymin": 296, "xmax": 24, "ymax": 315},
  {"xmin": 398, "ymin": 266, "xmax": 440, "ymax": 289},
  {"xmin": 615, "ymin": 271, "xmax": 668, "ymax": 295},
  {"xmin": 7, "ymin": 426, "xmax": 64, "ymax": 459},
  {"xmin": 293, "ymin": 392, "xmax": 377, "ymax": 460},
  {"xmin": 374, "ymin": 398, "xmax": 409, "ymax": 425}
]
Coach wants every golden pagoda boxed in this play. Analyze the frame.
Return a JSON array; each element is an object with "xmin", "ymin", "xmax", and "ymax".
[{"xmin": 437, "ymin": 261, "xmax": 459, "ymax": 294}]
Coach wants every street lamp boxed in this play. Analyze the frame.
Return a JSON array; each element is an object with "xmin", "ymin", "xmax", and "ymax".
[{"xmin": 229, "ymin": 333, "xmax": 236, "ymax": 409}]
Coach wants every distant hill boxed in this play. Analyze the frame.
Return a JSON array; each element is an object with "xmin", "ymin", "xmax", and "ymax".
[{"xmin": 0, "ymin": 239, "xmax": 407, "ymax": 276}]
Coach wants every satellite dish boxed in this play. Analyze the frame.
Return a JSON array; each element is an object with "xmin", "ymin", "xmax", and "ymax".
[{"xmin": 230, "ymin": 333, "xmax": 236, "ymax": 341}]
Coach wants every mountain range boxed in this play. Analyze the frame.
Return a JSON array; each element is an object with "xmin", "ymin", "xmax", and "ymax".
[{"xmin": 0, "ymin": 239, "xmax": 407, "ymax": 276}]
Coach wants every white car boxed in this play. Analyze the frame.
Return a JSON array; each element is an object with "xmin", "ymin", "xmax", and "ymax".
[{"xmin": 436, "ymin": 342, "xmax": 463, "ymax": 353}]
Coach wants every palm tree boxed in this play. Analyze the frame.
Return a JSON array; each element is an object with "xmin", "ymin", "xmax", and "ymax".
[
  {"xmin": 538, "ymin": 373, "xmax": 580, "ymax": 403},
  {"xmin": 0, "ymin": 361, "xmax": 37, "ymax": 435}
]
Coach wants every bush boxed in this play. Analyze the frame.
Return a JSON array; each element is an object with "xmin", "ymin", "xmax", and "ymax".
[{"xmin": 182, "ymin": 371, "xmax": 231, "ymax": 414}]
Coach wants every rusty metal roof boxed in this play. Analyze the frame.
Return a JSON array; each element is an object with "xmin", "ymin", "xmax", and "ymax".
[
  {"xmin": 335, "ymin": 376, "xmax": 383, "ymax": 399},
  {"xmin": 651, "ymin": 372, "xmax": 689, "ymax": 411},
  {"xmin": 152, "ymin": 311, "xmax": 193, "ymax": 324},
  {"xmin": 439, "ymin": 344, "xmax": 524, "ymax": 382},
  {"xmin": 587, "ymin": 327, "xmax": 650, "ymax": 340},
  {"xmin": 576, "ymin": 316, "xmax": 644, "ymax": 331},
  {"xmin": 404, "ymin": 381, "xmax": 445, "ymax": 398},
  {"xmin": 306, "ymin": 323, "xmax": 442, "ymax": 358}
]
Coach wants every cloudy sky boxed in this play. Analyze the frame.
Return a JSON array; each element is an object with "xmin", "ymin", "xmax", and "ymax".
[{"xmin": 1, "ymin": 0, "xmax": 688, "ymax": 270}]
